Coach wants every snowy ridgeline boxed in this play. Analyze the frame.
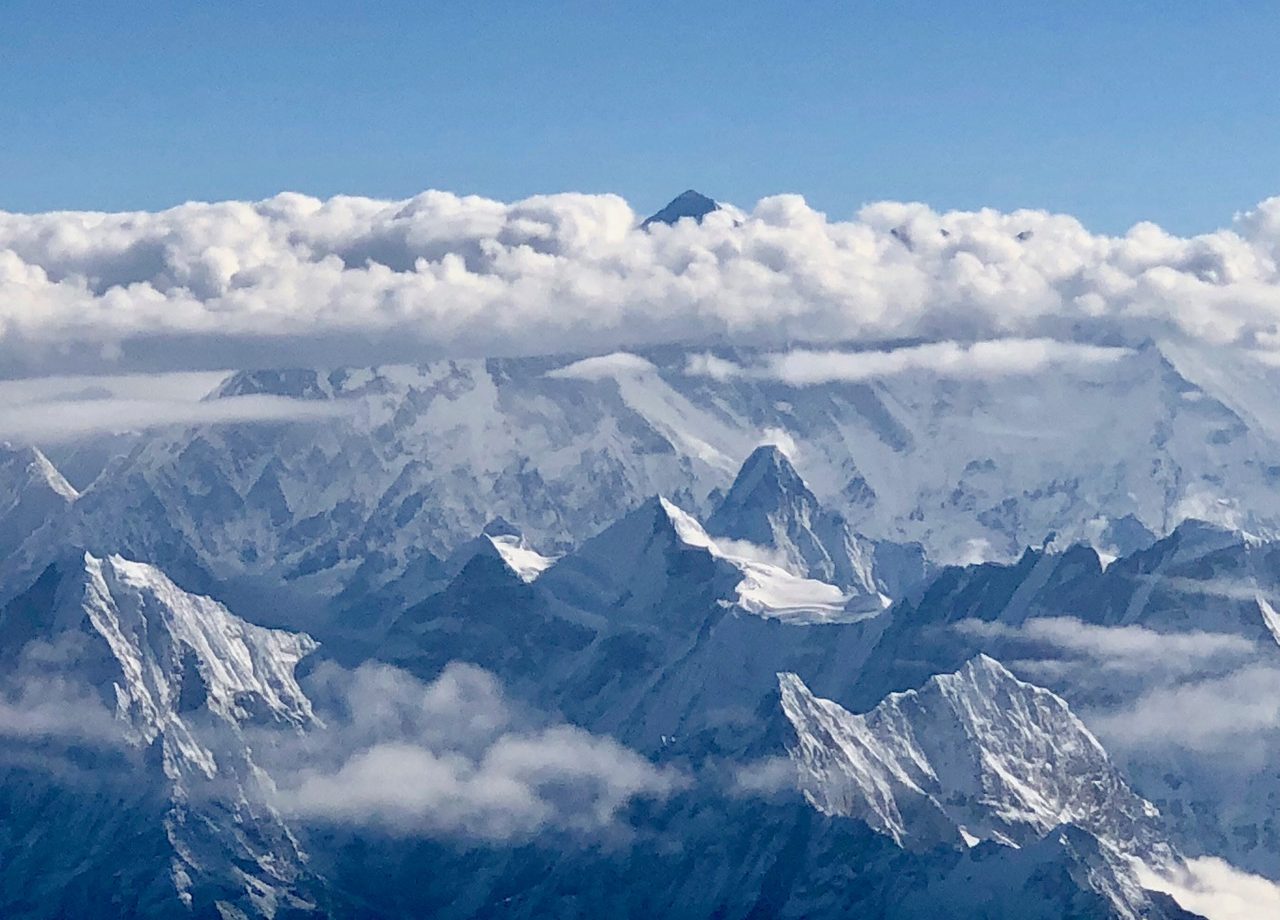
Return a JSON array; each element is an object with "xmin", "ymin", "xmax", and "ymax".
[{"xmin": 18, "ymin": 337, "xmax": 1280, "ymax": 607}]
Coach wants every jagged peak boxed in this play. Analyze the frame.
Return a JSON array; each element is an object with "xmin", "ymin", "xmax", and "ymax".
[
  {"xmin": 1118, "ymin": 517, "xmax": 1253, "ymax": 573},
  {"xmin": 708, "ymin": 448, "xmax": 822, "ymax": 538},
  {"xmin": 481, "ymin": 515, "xmax": 521, "ymax": 538},
  {"xmin": 208, "ymin": 367, "xmax": 330, "ymax": 400},
  {"xmin": 779, "ymin": 656, "xmax": 1162, "ymax": 856},
  {"xmin": 1168, "ymin": 516, "xmax": 1249, "ymax": 546},
  {"xmin": 549, "ymin": 496, "xmax": 720, "ymax": 589},
  {"xmin": 961, "ymin": 650, "xmax": 1015, "ymax": 680},
  {"xmin": 70, "ymin": 552, "xmax": 319, "ymax": 739},
  {"xmin": 656, "ymin": 495, "xmax": 718, "ymax": 550}
]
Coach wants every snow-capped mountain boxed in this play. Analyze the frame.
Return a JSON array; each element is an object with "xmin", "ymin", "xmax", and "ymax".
[
  {"xmin": 0, "ymin": 497, "xmax": 1234, "ymax": 918},
  {"xmin": 781, "ymin": 656, "xmax": 1167, "ymax": 855},
  {"xmin": 9, "ymin": 337, "xmax": 1280, "ymax": 915},
  {"xmin": 781, "ymin": 657, "xmax": 1191, "ymax": 917},
  {"xmin": 0, "ymin": 552, "xmax": 320, "ymax": 917},
  {"xmin": 840, "ymin": 520, "xmax": 1280, "ymax": 884},
  {"xmin": 18, "ymin": 338, "xmax": 1280, "ymax": 624},
  {"xmin": 706, "ymin": 443, "xmax": 928, "ymax": 598}
]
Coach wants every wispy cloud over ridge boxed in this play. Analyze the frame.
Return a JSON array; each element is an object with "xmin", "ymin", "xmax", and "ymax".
[
  {"xmin": 0, "ymin": 371, "xmax": 343, "ymax": 443},
  {"xmin": 3, "ymin": 190, "xmax": 1280, "ymax": 372},
  {"xmin": 683, "ymin": 339, "xmax": 1133, "ymax": 384}
]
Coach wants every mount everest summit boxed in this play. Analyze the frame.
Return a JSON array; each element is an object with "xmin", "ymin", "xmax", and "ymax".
[{"xmin": 6, "ymin": 334, "xmax": 1280, "ymax": 916}]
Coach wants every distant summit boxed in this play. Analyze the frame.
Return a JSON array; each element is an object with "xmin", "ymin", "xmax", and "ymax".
[{"xmin": 641, "ymin": 189, "xmax": 719, "ymax": 228}]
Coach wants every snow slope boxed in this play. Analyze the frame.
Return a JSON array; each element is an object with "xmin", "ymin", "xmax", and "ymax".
[{"xmin": 20, "ymin": 339, "xmax": 1280, "ymax": 608}]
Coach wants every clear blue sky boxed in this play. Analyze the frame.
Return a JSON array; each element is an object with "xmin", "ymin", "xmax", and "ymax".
[{"xmin": 3, "ymin": 1, "xmax": 1277, "ymax": 234}]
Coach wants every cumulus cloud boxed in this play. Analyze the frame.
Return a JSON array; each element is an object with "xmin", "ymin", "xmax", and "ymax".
[
  {"xmin": 262, "ymin": 661, "xmax": 680, "ymax": 840},
  {"xmin": 1138, "ymin": 856, "xmax": 1280, "ymax": 920},
  {"xmin": 0, "ymin": 371, "xmax": 343, "ymax": 443},
  {"xmin": 683, "ymin": 339, "xmax": 1133, "ymax": 385},
  {"xmin": 4, "ymin": 190, "xmax": 1280, "ymax": 374}
]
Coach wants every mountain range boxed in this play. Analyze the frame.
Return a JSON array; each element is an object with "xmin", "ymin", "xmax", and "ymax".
[{"xmin": 5, "ymin": 335, "xmax": 1280, "ymax": 915}]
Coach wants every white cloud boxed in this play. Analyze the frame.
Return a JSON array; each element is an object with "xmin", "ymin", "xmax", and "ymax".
[
  {"xmin": 1088, "ymin": 664, "xmax": 1280, "ymax": 751},
  {"xmin": 730, "ymin": 756, "xmax": 798, "ymax": 797},
  {"xmin": 4, "ymin": 190, "xmax": 1280, "ymax": 374},
  {"xmin": 757, "ymin": 427, "xmax": 799, "ymax": 462},
  {"xmin": 0, "ymin": 371, "xmax": 343, "ymax": 443},
  {"xmin": 953, "ymin": 616, "xmax": 1257, "ymax": 675},
  {"xmin": 545, "ymin": 351, "xmax": 657, "ymax": 380},
  {"xmin": 0, "ymin": 371, "xmax": 229, "ymax": 405},
  {"xmin": 683, "ymin": 339, "xmax": 1133, "ymax": 385},
  {"xmin": 264, "ymin": 661, "xmax": 680, "ymax": 840},
  {"xmin": 0, "ymin": 675, "xmax": 124, "ymax": 747},
  {"xmin": 1138, "ymin": 856, "xmax": 1280, "ymax": 920}
]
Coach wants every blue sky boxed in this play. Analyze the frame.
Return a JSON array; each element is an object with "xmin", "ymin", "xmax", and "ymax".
[{"xmin": 2, "ymin": 1, "xmax": 1277, "ymax": 233}]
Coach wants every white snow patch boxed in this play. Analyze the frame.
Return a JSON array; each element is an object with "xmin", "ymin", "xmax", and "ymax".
[
  {"xmin": 486, "ymin": 534, "xmax": 557, "ymax": 583},
  {"xmin": 658, "ymin": 497, "xmax": 863, "ymax": 624}
]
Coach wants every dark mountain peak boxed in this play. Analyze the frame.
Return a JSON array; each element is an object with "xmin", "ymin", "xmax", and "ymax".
[
  {"xmin": 641, "ymin": 189, "xmax": 719, "ymax": 228},
  {"xmin": 209, "ymin": 368, "xmax": 328, "ymax": 401},
  {"xmin": 481, "ymin": 516, "xmax": 521, "ymax": 538},
  {"xmin": 538, "ymin": 495, "xmax": 736, "ymax": 615},
  {"xmin": 734, "ymin": 443, "xmax": 807, "ymax": 494},
  {"xmin": 710, "ymin": 445, "xmax": 816, "ymax": 532}
]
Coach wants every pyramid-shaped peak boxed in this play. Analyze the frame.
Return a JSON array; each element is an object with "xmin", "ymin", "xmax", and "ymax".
[
  {"xmin": 641, "ymin": 189, "xmax": 719, "ymax": 228},
  {"xmin": 0, "ymin": 442, "xmax": 78, "ymax": 502},
  {"xmin": 656, "ymin": 496, "xmax": 717, "ymax": 550},
  {"xmin": 481, "ymin": 516, "xmax": 521, "ymax": 538},
  {"xmin": 711, "ymin": 446, "xmax": 818, "ymax": 532},
  {"xmin": 732, "ymin": 444, "xmax": 808, "ymax": 493},
  {"xmin": 963, "ymin": 651, "xmax": 1015, "ymax": 680},
  {"xmin": 484, "ymin": 533, "xmax": 557, "ymax": 582},
  {"xmin": 550, "ymin": 496, "xmax": 718, "ymax": 588}
]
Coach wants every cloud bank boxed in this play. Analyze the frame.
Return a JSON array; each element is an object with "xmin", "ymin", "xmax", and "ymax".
[
  {"xmin": 4, "ymin": 189, "xmax": 1280, "ymax": 373},
  {"xmin": 1089, "ymin": 664, "xmax": 1280, "ymax": 752},
  {"xmin": 263, "ymin": 661, "xmax": 679, "ymax": 840},
  {"xmin": 0, "ymin": 372, "xmax": 343, "ymax": 443},
  {"xmin": 953, "ymin": 617, "xmax": 1256, "ymax": 677},
  {"xmin": 952, "ymin": 617, "xmax": 1280, "ymax": 755},
  {"xmin": 684, "ymin": 339, "xmax": 1133, "ymax": 385}
]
